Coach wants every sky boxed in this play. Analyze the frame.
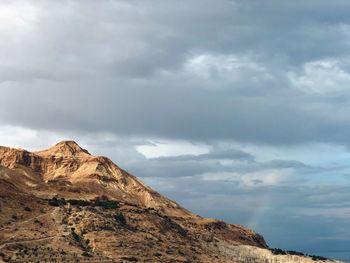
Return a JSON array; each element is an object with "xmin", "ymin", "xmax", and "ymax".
[{"xmin": 1, "ymin": 0, "xmax": 350, "ymax": 257}]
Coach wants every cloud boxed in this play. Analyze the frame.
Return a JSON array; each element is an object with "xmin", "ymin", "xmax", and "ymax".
[
  {"xmin": 2, "ymin": 0, "xmax": 350, "ymax": 256},
  {"xmin": 1, "ymin": 124, "xmax": 350, "ymax": 255},
  {"xmin": 289, "ymin": 59, "xmax": 350, "ymax": 94},
  {"xmin": 2, "ymin": 0, "xmax": 350, "ymax": 146}
]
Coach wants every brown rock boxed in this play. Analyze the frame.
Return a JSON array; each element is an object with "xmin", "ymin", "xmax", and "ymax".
[{"xmin": 0, "ymin": 141, "xmax": 341, "ymax": 263}]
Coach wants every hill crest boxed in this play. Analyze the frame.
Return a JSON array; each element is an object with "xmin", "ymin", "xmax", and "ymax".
[{"xmin": 0, "ymin": 141, "xmax": 339, "ymax": 262}]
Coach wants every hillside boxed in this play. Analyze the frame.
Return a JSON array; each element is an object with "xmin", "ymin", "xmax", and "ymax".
[{"xmin": 0, "ymin": 141, "xmax": 343, "ymax": 262}]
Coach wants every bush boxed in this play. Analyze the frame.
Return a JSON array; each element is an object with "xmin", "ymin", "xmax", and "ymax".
[
  {"xmin": 270, "ymin": 248, "xmax": 287, "ymax": 255},
  {"xmin": 67, "ymin": 199, "xmax": 90, "ymax": 206},
  {"xmin": 287, "ymin": 250, "xmax": 305, "ymax": 256},
  {"xmin": 71, "ymin": 231, "xmax": 81, "ymax": 243},
  {"xmin": 114, "ymin": 212, "xmax": 126, "ymax": 224},
  {"xmin": 48, "ymin": 197, "xmax": 66, "ymax": 207},
  {"xmin": 24, "ymin": 206, "xmax": 32, "ymax": 212},
  {"xmin": 34, "ymin": 219, "xmax": 43, "ymax": 226},
  {"xmin": 94, "ymin": 199, "xmax": 119, "ymax": 209},
  {"xmin": 310, "ymin": 255, "xmax": 329, "ymax": 261}
]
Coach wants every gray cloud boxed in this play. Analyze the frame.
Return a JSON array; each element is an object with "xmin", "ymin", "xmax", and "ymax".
[
  {"xmin": 1, "ymin": 1, "xmax": 350, "ymax": 146},
  {"xmin": 1, "ymin": 1, "xmax": 350, "ymax": 258}
]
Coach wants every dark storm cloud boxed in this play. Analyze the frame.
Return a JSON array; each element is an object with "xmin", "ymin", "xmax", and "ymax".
[{"xmin": 2, "ymin": 1, "xmax": 350, "ymax": 146}]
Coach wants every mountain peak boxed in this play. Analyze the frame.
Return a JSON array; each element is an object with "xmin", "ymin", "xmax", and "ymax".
[
  {"xmin": 54, "ymin": 140, "xmax": 83, "ymax": 149},
  {"xmin": 35, "ymin": 140, "xmax": 90, "ymax": 157}
]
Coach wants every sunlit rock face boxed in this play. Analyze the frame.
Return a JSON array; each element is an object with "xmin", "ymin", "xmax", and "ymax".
[{"xmin": 0, "ymin": 141, "xmax": 343, "ymax": 262}]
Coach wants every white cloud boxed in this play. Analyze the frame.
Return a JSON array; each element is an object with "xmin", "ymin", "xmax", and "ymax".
[
  {"xmin": 289, "ymin": 59, "xmax": 350, "ymax": 94},
  {"xmin": 136, "ymin": 140, "xmax": 210, "ymax": 158},
  {"xmin": 0, "ymin": 1, "xmax": 38, "ymax": 30},
  {"xmin": 0, "ymin": 125, "xmax": 52, "ymax": 150},
  {"xmin": 201, "ymin": 169, "xmax": 291, "ymax": 187},
  {"xmin": 184, "ymin": 53, "xmax": 270, "ymax": 82}
]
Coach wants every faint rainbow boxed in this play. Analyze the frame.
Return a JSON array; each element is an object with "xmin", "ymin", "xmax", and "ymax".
[{"xmin": 246, "ymin": 190, "xmax": 271, "ymax": 230}]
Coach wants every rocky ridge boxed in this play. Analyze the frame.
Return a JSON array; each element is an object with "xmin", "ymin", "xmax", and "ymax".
[{"xmin": 0, "ymin": 141, "xmax": 343, "ymax": 263}]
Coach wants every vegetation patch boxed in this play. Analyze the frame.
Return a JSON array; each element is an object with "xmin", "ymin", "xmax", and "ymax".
[
  {"xmin": 11, "ymin": 214, "xmax": 18, "ymax": 220},
  {"xmin": 47, "ymin": 197, "xmax": 119, "ymax": 209},
  {"xmin": 114, "ymin": 212, "xmax": 126, "ymax": 224},
  {"xmin": 94, "ymin": 199, "xmax": 119, "ymax": 209},
  {"xmin": 24, "ymin": 206, "xmax": 32, "ymax": 212},
  {"xmin": 270, "ymin": 248, "xmax": 331, "ymax": 261}
]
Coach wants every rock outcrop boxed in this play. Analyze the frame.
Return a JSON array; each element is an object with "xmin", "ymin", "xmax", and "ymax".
[{"xmin": 0, "ymin": 141, "xmax": 342, "ymax": 263}]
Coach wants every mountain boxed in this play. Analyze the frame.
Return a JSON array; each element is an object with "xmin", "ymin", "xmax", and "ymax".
[{"xmin": 0, "ymin": 141, "xmax": 342, "ymax": 263}]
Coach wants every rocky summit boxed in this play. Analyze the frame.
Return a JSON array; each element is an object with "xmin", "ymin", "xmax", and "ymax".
[{"xmin": 0, "ymin": 141, "xmax": 343, "ymax": 263}]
